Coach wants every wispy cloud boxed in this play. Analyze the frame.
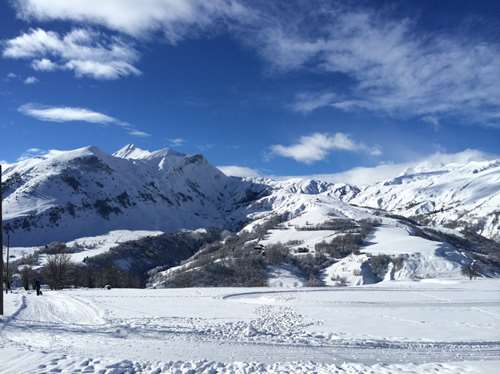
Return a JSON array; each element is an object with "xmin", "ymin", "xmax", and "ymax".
[
  {"xmin": 291, "ymin": 92, "xmax": 337, "ymax": 114},
  {"xmin": 18, "ymin": 103, "xmax": 150, "ymax": 137},
  {"xmin": 19, "ymin": 104, "xmax": 117, "ymax": 123},
  {"xmin": 244, "ymin": 3, "xmax": 500, "ymax": 125},
  {"xmin": 167, "ymin": 138, "xmax": 185, "ymax": 147},
  {"xmin": 270, "ymin": 132, "xmax": 381, "ymax": 164},
  {"xmin": 218, "ymin": 165, "xmax": 261, "ymax": 178},
  {"xmin": 3, "ymin": 28, "xmax": 140, "ymax": 79},
  {"xmin": 23, "ymin": 76, "xmax": 38, "ymax": 84},
  {"xmin": 17, "ymin": 147, "xmax": 47, "ymax": 161},
  {"xmin": 128, "ymin": 130, "xmax": 151, "ymax": 138},
  {"xmin": 197, "ymin": 143, "xmax": 215, "ymax": 151},
  {"xmin": 7, "ymin": 1, "xmax": 252, "ymax": 82},
  {"xmin": 12, "ymin": 0, "xmax": 252, "ymax": 41},
  {"xmin": 7, "ymin": 1, "xmax": 500, "ymax": 125}
]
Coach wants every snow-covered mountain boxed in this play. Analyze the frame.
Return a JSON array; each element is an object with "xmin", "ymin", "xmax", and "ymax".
[
  {"xmin": 149, "ymin": 174, "xmax": 499, "ymax": 288},
  {"xmin": 2, "ymin": 145, "xmax": 499, "ymax": 285},
  {"xmin": 351, "ymin": 152, "xmax": 500, "ymax": 241},
  {"xmin": 2, "ymin": 144, "xmax": 262, "ymax": 246}
]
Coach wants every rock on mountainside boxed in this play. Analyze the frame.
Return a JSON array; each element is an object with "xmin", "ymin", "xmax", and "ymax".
[
  {"xmin": 351, "ymin": 153, "xmax": 500, "ymax": 242},
  {"xmin": 2, "ymin": 145, "xmax": 264, "ymax": 246}
]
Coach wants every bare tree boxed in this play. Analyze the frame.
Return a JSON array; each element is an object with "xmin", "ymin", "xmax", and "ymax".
[{"xmin": 44, "ymin": 249, "xmax": 71, "ymax": 290}]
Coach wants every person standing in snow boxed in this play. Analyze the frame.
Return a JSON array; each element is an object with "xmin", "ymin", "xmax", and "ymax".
[{"xmin": 34, "ymin": 279, "xmax": 42, "ymax": 296}]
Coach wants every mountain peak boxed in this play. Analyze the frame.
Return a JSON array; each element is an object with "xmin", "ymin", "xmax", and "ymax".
[
  {"xmin": 114, "ymin": 144, "xmax": 185, "ymax": 161},
  {"xmin": 113, "ymin": 144, "xmax": 152, "ymax": 160}
]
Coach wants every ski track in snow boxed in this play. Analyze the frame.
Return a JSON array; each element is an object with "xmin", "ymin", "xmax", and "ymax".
[{"xmin": 1, "ymin": 280, "xmax": 500, "ymax": 373}]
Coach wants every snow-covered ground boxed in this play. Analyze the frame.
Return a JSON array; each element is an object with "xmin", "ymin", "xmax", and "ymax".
[
  {"xmin": 321, "ymin": 223, "xmax": 471, "ymax": 286},
  {"xmin": 267, "ymin": 265, "xmax": 305, "ymax": 287},
  {"xmin": 1, "ymin": 279, "xmax": 499, "ymax": 373},
  {"xmin": 362, "ymin": 225, "xmax": 466, "ymax": 279},
  {"xmin": 9, "ymin": 230, "xmax": 164, "ymax": 265},
  {"xmin": 66, "ymin": 229, "xmax": 164, "ymax": 263}
]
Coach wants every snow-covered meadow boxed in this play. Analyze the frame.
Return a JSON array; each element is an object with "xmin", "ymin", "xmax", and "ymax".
[{"xmin": 1, "ymin": 279, "xmax": 499, "ymax": 373}]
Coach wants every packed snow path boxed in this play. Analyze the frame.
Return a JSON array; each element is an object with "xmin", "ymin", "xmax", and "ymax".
[{"xmin": 1, "ymin": 280, "xmax": 499, "ymax": 373}]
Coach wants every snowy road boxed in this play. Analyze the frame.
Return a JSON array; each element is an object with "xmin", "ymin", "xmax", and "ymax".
[{"xmin": 1, "ymin": 279, "xmax": 499, "ymax": 373}]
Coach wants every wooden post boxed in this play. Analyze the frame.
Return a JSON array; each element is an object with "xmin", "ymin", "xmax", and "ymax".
[
  {"xmin": 6, "ymin": 233, "xmax": 9, "ymax": 293},
  {"xmin": 1, "ymin": 164, "xmax": 4, "ymax": 315}
]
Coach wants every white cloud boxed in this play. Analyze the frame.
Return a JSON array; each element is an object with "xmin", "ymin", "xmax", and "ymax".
[
  {"xmin": 19, "ymin": 104, "xmax": 117, "ymax": 123},
  {"xmin": 167, "ymin": 138, "xmax": 185, "ymax": 147},
  {"xmin": 7, "ymin": 1, "xmax": 252, "ymax": 82},
  {"xmin": 128, "ymin": 130, "xmax": 151, "ymax": 138},
  {"xmin": 64, "ymin": 59, "xmax": 140, "ymax": 80},
  {"xmin": 31, "ymin": 58, "xmax": 58, "ymax": 71},
  {"xmin": 6, "ymin": 72, "xmax": 17, "ymax": 79},
  {"xmin": 3, "ymin": 28, "xmax": 141, "ymax": 79},
  {"xmin": 270, "ymin": 132, "xmax": 381, "ymax": 164},
  {"xmin": 218, "ymin": 165, "xmax": 261, "ymax": 178},
  {"xmin": 24, "ymin": 76, "xmax": 38, "ymax": 84},
  {"xmin": 12, "ymin": 0, "xmax": 251, "ymax": 41},
  {"xmin": 7, "ymin": 2, "xmax": 500, "ymax": 125},
  {"xmin": 17, "ymin": 147, "xmax": 47, "ymax": 161},
  {"xmin": 18, "ymin": 103, "xmax": 150, "ymax": 138},
  {"xmin": 245, "ymin": 4, "xmax": 500, "ymax": 125},
  {"xmin": 291, "ymin": 92, "xmax": 337, "ymax": 114}
]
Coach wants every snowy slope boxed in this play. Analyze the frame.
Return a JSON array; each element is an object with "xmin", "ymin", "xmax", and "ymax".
[
  {"xmin": 2, "ymin": 145, "xmax": 260, "ymax": 246},
  {"xmin": 151, "ymin": 175, "xmax": 497, "ymax": 287},
  {"xmin": 244, "ymin": 178, "xmax": 364, "ymax": 247},
  {"xmin": 7, "ymin": 230, "xmax": 164, "ymax": 264},
  {"xmin": 260, "ymin": 178, "xmax": 497, "ymax": 283},
  {"xmin": 351, "ymin": 151, "xmax": 500, "ymax": 241},
  {"xmin": 322, "ymin": 224, "xmax": 469, "ymax": 286},
  {"xmin": 362, "ymin": 225, "xmax": 465, "ymax": 279}
]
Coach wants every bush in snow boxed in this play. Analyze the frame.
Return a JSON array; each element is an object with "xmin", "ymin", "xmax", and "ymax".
[
  {"xmin": 461, "ymin": 262, "xmax": 481, "ymax": 280},
  {"xmin": 315, "ymin": 234, "xmax": 363, "ymax": 258},
  {"xmin": 20, "ymin": 265, "xmax": 35, "ymax": 290}
]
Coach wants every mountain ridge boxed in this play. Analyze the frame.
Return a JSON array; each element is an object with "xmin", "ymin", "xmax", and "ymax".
[
  {"xmin": 2, "ymin": 145, "xmax": 499, "ymax": 247},
  {"xmin": 2, "ymin": 145, "xmax": 262, "ymax": 246}
]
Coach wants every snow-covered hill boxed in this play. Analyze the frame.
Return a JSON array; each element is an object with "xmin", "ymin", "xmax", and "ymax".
[
  {"xmin": 2, "ymin": 144, "xmax": 262, "ymax": 246},
  {"xmin": 351, "ymin": 152, "xmax": 500, "ymax": 241}
]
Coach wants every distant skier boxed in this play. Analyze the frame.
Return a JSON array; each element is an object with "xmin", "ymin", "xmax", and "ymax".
[{"xmin": 34, "ymin": 279, "xmax": 43, "ymax": 296}]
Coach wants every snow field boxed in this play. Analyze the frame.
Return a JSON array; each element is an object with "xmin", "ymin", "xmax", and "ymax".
[
  {"xmin": 1, "ymin": 279, "xmax": 499, "ymax": 373},
  {"xmin": 0, "ymin": 345, "xmax": 498, "ymax": 374}
]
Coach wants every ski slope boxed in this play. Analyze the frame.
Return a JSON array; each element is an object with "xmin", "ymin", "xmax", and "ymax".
[{"xmin": 1, "ymin": 280, "xmax": 499, "ymax": 373}]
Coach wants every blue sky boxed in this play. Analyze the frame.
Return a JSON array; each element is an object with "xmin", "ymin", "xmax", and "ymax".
[{"xmin": 1, "ymin": 0, "xmax": 499, "ymax": 177}]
